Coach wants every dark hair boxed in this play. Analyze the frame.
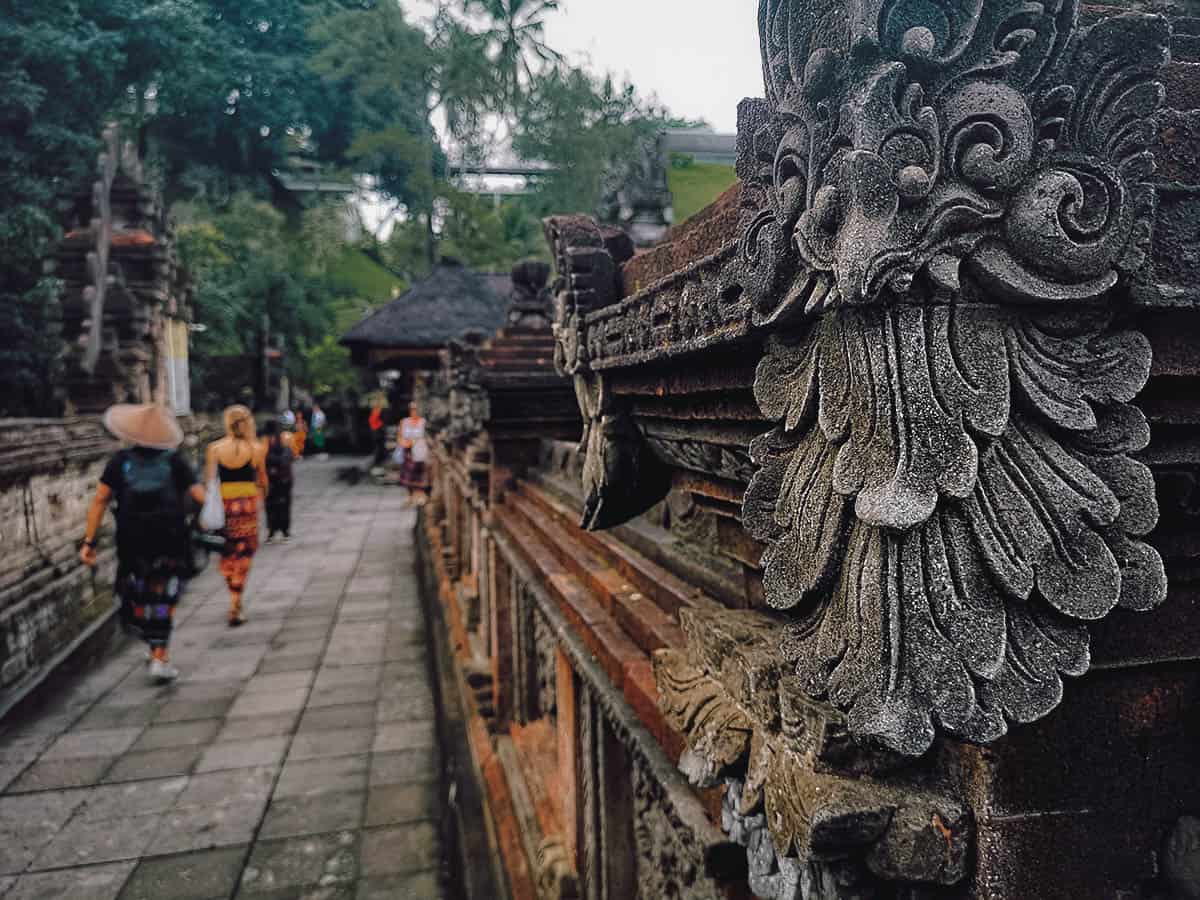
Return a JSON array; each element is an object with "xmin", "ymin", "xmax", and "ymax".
[{"xmin": 263, "ymin": 420, "xmax": 279, "ymax": 437}]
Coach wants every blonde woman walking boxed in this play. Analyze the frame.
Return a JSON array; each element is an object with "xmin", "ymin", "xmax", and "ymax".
[{"xmin": 206, "ymin": 405, "xmax": 267, "ymax": 626}]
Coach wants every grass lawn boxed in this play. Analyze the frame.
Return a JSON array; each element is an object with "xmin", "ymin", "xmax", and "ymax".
[
  {"xmin": 330, "ymin": 247, "xmax": 402, "ymax": 302},
  {"xmin": 668, "ymin": 162, "xmax": 738, "ymax": 225}
]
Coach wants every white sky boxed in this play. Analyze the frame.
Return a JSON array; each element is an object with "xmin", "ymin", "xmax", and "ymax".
[
  {"xmin": 540, "ymin": 1, "xmax": 763, "ymax": 133},
  {"xmin": 404, "ymin": 0, "xmax": 764, "ymax": 134}
]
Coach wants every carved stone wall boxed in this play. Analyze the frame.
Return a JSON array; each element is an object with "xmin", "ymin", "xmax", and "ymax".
[
  {"xmin": 55, "ymin": 126, "xmax": 191, "ymax": 415},
  {"xmin": 535, "ymin": 1, "xmax": 1200, "ymax": 897}
]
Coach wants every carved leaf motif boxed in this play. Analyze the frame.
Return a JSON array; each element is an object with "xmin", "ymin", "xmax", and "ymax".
[
  {"xmin": 654, "ymin": 650, "xmax": 753, "ymax": 786},
  {"xmin": 753, "ymin": 304, "xmax": 1159, "ymax": 753}
]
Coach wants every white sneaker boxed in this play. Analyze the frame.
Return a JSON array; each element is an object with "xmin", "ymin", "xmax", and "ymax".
[{"xmin": 149, "ymin": 658, "xmax": 179, "ymax": 683}]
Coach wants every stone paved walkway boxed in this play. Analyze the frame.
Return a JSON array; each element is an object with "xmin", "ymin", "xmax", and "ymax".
[{"xmin": 0, "ymin": 460, "xmax": 445, "ymax": 900}]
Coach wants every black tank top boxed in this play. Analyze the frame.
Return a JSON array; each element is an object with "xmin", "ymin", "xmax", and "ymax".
[{"xmin": 218, "ymin": 460, "xmax": 256, "ymax": 483}]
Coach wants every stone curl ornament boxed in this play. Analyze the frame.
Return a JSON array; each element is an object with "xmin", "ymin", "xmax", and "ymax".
[{"xmin": 738, "ymin": 0, "xmax": 1171, "ymax": 754}]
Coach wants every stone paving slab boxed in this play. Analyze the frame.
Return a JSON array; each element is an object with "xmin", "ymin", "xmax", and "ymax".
[{"xmin": 0, "ymin": 461, "xmax": 445, "ymax": 900}]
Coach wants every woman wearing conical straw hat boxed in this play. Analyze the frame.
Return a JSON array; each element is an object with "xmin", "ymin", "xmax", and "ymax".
[
  {"xmin": 80, "ymin": 404, "xmax": 206, "ymax": 683},
  {"xmin": 206, "ymin": 406, "xmax": 268, "ymax": 627}
]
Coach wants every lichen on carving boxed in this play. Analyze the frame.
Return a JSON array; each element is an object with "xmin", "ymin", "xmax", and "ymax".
[{"xmin": 739, "ymin": 0, "xmax": 1171, "ymax": 754}]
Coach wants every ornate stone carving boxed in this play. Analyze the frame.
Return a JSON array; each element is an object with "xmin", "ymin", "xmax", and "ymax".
[
  {"xmin": 632, "ymin": 762, "xmax": 724, "ymax": 900},
  {"xmin": 546, "ymin": 216, "xmax": 669, "ymax": 529},
  {"xmin": 655, "ymin": 607, "xmax": 971, "ymax": 893},
  {"xmin": 507, "ymin": 260, "xmax": 554, "ymax": 332},
  {"xmin": 722, "ymin": 779, "xmax": 878, "ymax": 900},
  {"xmin": 597, "ymin": 131, "xmax": 673, "ymax": 247},
  {"xmin": 738, "ymin": 0, "xmax": 1171, "ymax": 754},
  {"xmin": 535, "ymin": 837, "xmax": 580, "ymax": 900},
  {"xmin": 644, "ymin": 435, "xmax": 757, "ymax": 484},
  {"xmin": 422, "ymin": 369, "xmax": 452, "ymax": 435},
  {"xmin": 444, "ymin": 332, "xmax": 490, "ymax": 443},
  {"xmin": 532, "ymin": 605, "xmax": 557, "ymax": 720}
]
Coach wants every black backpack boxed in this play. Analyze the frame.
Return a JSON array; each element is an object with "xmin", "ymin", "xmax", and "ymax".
[
  {"xmin": 266, "ymin": 440, "xmax": 293, "ymax": 485},
  {"xmin": 115, "ymin": 451, "xmax": 186, "ymax": 566}
]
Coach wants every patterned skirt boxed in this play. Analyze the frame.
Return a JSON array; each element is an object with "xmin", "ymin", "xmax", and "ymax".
[
  {"xmin": 219, "ymin": 492, "xmax": 259, "ymax": 595},
  {"xmin": 399, "ymin": 459, "xmax": 429, "ymax": 490},
  {"xmin": 116, "ymin": 556, "xmax": 185, "ymax": 648}
]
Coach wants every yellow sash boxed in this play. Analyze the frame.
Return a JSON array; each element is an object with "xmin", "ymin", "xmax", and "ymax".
[{"xmin": 220, "ymin": 482, "xmax": 259, "ymax": 500}]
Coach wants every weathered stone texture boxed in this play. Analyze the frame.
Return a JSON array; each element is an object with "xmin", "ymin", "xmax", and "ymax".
[
  {"xmin": 531, "ymin": 0, "xmax": 1200, "ymax": 896},
  {"xmin": 0, "ymin": 420, "xmax": 116, "ymax": 702}
]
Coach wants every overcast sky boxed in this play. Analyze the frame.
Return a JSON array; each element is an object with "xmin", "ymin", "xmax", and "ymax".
[
  {"xmin": 406, "ymin": 1, "xmax": 764, "ymax": 134},
  {"xmin": 540, "ymin": 2, "xmax": 763, "ymax": 133}
]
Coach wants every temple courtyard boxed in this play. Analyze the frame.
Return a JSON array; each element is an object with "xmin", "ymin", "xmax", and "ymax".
[{"xmin": 0, "ymin": 460, "xmax": 445, "ymax": 900}]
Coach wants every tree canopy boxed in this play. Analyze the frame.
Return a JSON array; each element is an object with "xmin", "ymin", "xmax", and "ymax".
[{"xmin": 0, "ymin": 0, "xmax": 705, "ymax": 416}]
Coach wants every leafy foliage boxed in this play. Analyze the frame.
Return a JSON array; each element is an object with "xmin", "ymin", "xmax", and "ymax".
[
  {"xmin": 0, "ymin": 0, "xmax": 698, "ymax": 415},
  {"xmin": 0, "ymin": 1, "xmax": 187, "ymax": 415},
  {"xmin": 514, "ymin": 66, "xmax": 697, "ymax": 216}
]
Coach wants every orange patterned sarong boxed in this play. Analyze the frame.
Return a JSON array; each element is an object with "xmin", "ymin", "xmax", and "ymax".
[{"xmin": 219, "ymin": 494, "xmax": 259, "ymax": 596}]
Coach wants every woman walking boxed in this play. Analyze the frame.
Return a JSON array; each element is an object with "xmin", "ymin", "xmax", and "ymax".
[
  {"xmin": 263, "ymin": 419, "xmax": 294, "ymax": 543},
  {"xmin": 80, "ymin": 404, "xmax": 205, "ymax": 682},
  {"xmin": 206, "ymin": 405, "xmax": 267, "ymax": 627},
  {"xmin": 291, "ymin": 411, "xmax": 308, "ymax": 461},
  {"xmin": 397, "ymin": 403, "xmax": 430, "ymax": 506}
]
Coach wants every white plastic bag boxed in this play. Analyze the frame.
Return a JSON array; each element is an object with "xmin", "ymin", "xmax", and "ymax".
[{"xmin": 199, "ymin": 475, "xmax": 225, "ymax": 531}]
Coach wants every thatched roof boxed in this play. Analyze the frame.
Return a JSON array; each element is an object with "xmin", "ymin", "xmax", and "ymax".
[{"xmin": 340, "ymin": 259, "xmax": 510, "ymax": 351}]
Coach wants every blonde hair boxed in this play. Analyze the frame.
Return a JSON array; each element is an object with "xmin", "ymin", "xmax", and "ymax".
[{"xmin": 223, "ymin": 405, "xmax": 256, "ymax": 442}]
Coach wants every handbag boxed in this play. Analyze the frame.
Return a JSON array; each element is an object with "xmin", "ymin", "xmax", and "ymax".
[{"xmin": 199, "ymin": 474, "xmax": 225, "ymax": 531}]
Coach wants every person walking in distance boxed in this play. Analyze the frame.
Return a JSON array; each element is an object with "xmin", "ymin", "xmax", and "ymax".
[
  {"xmin": 291, "ymin": 410, "xmax": 308, "ymax": 461},
  {"xmin": 263, "ymin": 419, "xmax": 294, "ymax": 544},
  {"xmin": 369, "ymin": 399, "xmax": 387, "ymax": 466},
  {"xmin": 397, "ymin": 402, "xmax": 430, "ymax": 506},
  {"xmin": 310, "ymin": 403, "xmax": 327, "ymax": 459},
  {"xmin": 206, "ymin": 405, "xmax": 268, "ymax": 626},
  {"xmin": 80, "ymin": 404, "xmax": 205, "ymax": 683}
]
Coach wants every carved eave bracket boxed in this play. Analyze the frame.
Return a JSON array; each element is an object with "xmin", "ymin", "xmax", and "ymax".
[
  {"xmin": 548, "ymin": 0, "xmax": 1173, "ymax": 759},
  {"xmin": 545, "ymin": 215, "xmax": 670, "ymax": 529},
  {"xmin": 655, "ymin": 606, "xmax": 970, "ymax": 897}
]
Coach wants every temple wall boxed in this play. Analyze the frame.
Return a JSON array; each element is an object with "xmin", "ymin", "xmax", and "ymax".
[
  {"xmin": 419, "ymin": 2, "xmax": 1200, "ymax": 897},
  {"xmin": 0, "ymin": 420, "xmax": 118, "ymax": 712},
  {"xmin": 420, "ymin": 442, "xmax": 735, "ymax": 900},
  {"xmin": 0, "ymin": 414, "xmax": 219, "ymax": 717}
]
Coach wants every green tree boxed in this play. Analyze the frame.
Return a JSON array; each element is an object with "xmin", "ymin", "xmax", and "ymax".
[
  {"xmin": 439, "ymin": 190, "xmax": 546, "ymax": 270},
  {"xmin": 459, "ymin": 0, "xmax": 561, "ymax": 119},
  {"xmin": 178, "ymin": 194, "xmax": 348, "ymax": 408},
  {"xmin": 304, "ymin": 334, "xmax": 359, "ymax": 397},
  {"xmin": 0, "ymin": 0, "xmax": 195, "ymax": 415},
  {"xmin": 514, "ymin": 67, "xmax": 688, "ymax": 216},
  {"xmin": 144, "ymin": 0, "xmax": 337, "ymax": 203},
  {"xmin": 310, "ymin": 2, "xmax": 443, "ymax": 260}
]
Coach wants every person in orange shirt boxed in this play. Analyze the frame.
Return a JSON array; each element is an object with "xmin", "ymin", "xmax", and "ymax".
[
  {"xmin": 369, "ymin": 401, "xmax": 386, "ymax": 465},
  {"xmin": 291, "ymin": 411, "xmax": 307, "ymax": 460}
]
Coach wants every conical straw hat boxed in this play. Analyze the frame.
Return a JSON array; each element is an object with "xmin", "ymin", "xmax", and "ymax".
[{"xmin": 102, "ymin": 404, "xmax": 184, "ymax": 450}]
